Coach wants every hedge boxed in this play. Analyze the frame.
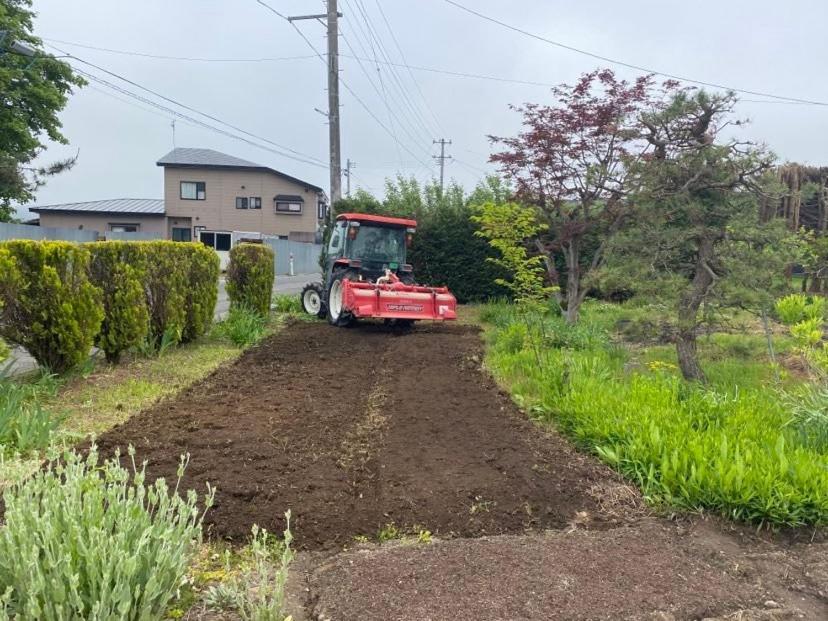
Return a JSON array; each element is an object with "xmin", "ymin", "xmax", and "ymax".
[
  {"xmin": 226, "ymin": 243, "xmax": 274, "ymax": 316},
  {"xmin": 87, "ymin": 242, "xmax": 150, "ymax": 362},
  {"xmin": 0, "ymin": 239, "xmax": 222, "ymax": 372},
  {"xmin": 181, "ymin": 243, "xmax": 220, "ymax": 342},
  {"xmin": 407, "ymin": 204, "xmax": 509, "ymax": 303},
  {"xmin": 0, "ymin": 240, "xmax": 103, "ymax": 373}
]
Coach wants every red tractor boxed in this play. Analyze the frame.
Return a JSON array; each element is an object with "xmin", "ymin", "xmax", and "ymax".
[{"xmin": 301, "ymin": 213, "xmax": 457, "ymax": 327}]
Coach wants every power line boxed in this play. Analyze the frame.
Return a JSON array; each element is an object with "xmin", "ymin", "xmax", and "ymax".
[
  {"xmin": 43, "ymin": 38, "xmax": 317, "ymax": 63},
  {"xmin": 47, "ymin": 44, "xmax": 329, "ymax": 167},
  {"xmin": 38, "ymin": 37, "xmax": 822, "ymax": 106},
  {"xmin": 254, "ymin": 0, "xmax": 435, "ymax": 172},
  {"xmin": 443, "ymin": 0, "xmax": 828, "ymax": 108},
  {"xmin": 373, "ymin": 0, "xmax": 445, "ymax": 134},
  {"xmin": 347, "ymin": 0, "xmax": 436, "ymax": 142},
  {"xmin": 72, "ymin": 66, "xmax": 329, "ymax": 167}
]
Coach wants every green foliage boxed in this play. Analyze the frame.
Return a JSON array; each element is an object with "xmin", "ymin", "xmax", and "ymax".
[
  {"xmin": 0, "ymin": 378, "xmax": 62, "ymax": 455},
  {"xmin": 0, "ymin": 0, "xmax": 86, "ymax": 219},
  {"xmin": 408, "ymin": 202, "xmax": 508, "ymax": 303},
  {"xmin": 775, "ymin": 293, "xmax": 810, "ymax": 325},
  {"xmin": 181, "ymin": 244, "xmax": 220, "ymax": 342},
  {"xmin": 272, "ymin": 294, "xmax": 301, "ymax": 314},
  {"xmin": 0, "ymin": 240, "xmax": 103, "ymax": 373},
  {"xmin": 227, "ymin": 244, "xmax": 275, "ymax": 317},
  {"xmin": 781, "ymin": 385, "xmax": 828, "ymax": 451},
  {"xmin": 776, "ymin": 293, "xmax": 825, "ymax": 325},
  {"xmin": 484, "ymin": 302, "xmax": 828, "ymax": 526},
  {"xmin": 204, "ymin": 514, "xmax": 294, "ymax": 621},
  {"xmin": 213, "ymin": 305, "xmax": 267, "ymax": 348},
  {"xmin": 86, "ymin": 242, "xmax": 150, "ymax": 363},
  {"xmin": 471, "ymin": 202, "xmax": 552, "ymax": 303},
  {"xmin": 0, "ymin": 445, "xmax": 214, "ymax": 620},
  {"xmin": 143, "ymin": 241, "xmax": 189, "ymax": 350}
]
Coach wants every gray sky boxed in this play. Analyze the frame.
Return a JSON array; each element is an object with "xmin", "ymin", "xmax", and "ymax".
[{"xmin": 18, "ymin": 0, "xmax": 828, "ymax": 217}]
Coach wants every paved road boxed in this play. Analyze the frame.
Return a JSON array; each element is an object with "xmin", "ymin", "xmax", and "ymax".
[{"xmin": 3, "ymin": 273, "xmax": 319, "ymax": 378}]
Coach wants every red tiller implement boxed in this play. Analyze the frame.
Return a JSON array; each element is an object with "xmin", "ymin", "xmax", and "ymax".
[{"xmin": 341, "ymin": 271, "xmax": 457, "ymax": 321}]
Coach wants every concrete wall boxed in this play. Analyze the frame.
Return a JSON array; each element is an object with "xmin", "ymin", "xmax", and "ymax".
[
  {"xmin": 0, "ymin": 221, "xmax": 98, "ymax": 242},
  {"xmin": 36, "ymin": 212, "xmax": 167, "ymax": 236},
  {"xmin": 163, "ymin": 167, "xmax": 323, "ymax": 238}
]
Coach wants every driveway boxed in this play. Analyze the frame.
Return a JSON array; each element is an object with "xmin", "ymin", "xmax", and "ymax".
[{"xmin": 2, "ymin": 273, "xmax": 320, "ymax": 378}]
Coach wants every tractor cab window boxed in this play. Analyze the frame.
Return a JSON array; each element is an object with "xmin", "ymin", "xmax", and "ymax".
[
  {"xmin": 328, "ymin": 221, "xmax": 345, "ymax": 257},
  {"xmin": 347, "ymin": 224, "xmax": 405, "ymax": 265}
]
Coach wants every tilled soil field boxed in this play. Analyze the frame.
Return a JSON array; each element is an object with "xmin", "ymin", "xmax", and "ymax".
[
  {"xmin": 96, "ymin": 322, "xmax": 618, "ymax": 548},
  {"xmin": 94, "ymin": 321, "xmax": 828, "ymax": 620}
]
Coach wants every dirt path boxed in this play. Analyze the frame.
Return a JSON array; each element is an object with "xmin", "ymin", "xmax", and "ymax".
[{"xmin": 95, "ymin": 322, "xmax": 827, "ymax": 620}]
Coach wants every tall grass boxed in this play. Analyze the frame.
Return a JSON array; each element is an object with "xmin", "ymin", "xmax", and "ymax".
[
  {"xmin": 213, "ymin": 305, "xmax": 267, "ymax": 348},
  {"xmin": 0, "ymin": 446, "xmax": 214, "ymax": 620},
  {"xmin": 484, "ymin": 302, "xmax": 828, "ymax": 526},
  {"xmin": 0, "ymin": 377, "xmax": 62, "ymax": 455}
]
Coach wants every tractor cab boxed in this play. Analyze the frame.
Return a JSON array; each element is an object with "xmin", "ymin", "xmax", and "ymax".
[
  {"xmin": 301, "ymin": 212, "xmax": 457, "ymax": 327},
  {"xmin": 325, "ymin": 213, "xmax": 416, "ymax": 284}
]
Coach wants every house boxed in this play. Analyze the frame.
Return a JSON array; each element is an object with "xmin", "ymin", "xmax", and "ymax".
[
  {"xmin": 158, "ymin": 148, "xmax": 327, "ymax": 247},
  {"xmin": 30, "ymin": 148, "xmax": 328, "ymax": 260}
]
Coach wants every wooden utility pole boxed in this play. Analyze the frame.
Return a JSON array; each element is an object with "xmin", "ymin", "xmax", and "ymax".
[
  {"xmin": 289, "ymin": 1, "xmax": 342, "ymax": 222},
  {"xmin": 433, "ymin": 138, "xmax": 452, "ymax": 191}
]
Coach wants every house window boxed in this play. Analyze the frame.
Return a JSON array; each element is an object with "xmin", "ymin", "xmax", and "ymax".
[
  {"xmin": 172, "ymin": 227, "xmax": 192, "ymax": 242},
  {"xmin": 250, "ymin": 197, "xmax": 262, "ymax": 210},
  {"xmin": 109, "ymin": 223, "xmax": 139, "ymax": 233},
  {"xmin": 199, "ymin": 231, "xmax": 232, "ymax": 252},
  {"xmin": 275, "ymin": 201, "xmax": 303, "ymax": 214},
  {"xmin": 235, "ymin": 196, "xmax": 249, "ymax": 210},
  {"xmin": 317, "ymin": 200, "xmax": 328, "ymax": 220},
  {"xmin": 180, "ymin": 181, "xmax": 206, "ymax": 200}
]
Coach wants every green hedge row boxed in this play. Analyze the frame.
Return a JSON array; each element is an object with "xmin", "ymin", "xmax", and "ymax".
[
  {"xmin": 0, "ymin": 240, "xmax": 219, "ymax": 372},
  {"xmin": 226, "ymin": 243, "xmax": 274, "ymax": 316}
]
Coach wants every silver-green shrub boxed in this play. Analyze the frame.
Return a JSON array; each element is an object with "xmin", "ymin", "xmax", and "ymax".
[{"xmin": 0, "ymin": 445, "xmax": 214, "ymax": 620}]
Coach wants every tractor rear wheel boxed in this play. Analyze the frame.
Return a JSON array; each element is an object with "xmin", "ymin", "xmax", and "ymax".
[
  {"xmin": 327, "ymin": 268, "xmax": 357, "ymax": 327},
  {"xmin": 300, "ymin": 283, "xmax": 326, "ymax": 318}
]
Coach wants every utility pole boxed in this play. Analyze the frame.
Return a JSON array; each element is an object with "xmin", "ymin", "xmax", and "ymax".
[
  {"xmin": 433, "ymin": 138, "xmax": 452, "ymax": 192},
  {"xmin": 289, "ymin": 1, "xmax": 342, "ymax": 222},
  {"xmin": 344, "ymin": 158, "xmax": 356, "ymax": 197}
]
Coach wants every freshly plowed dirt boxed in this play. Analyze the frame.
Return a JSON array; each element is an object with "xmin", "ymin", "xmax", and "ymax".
[
  {"xmin": 94, "ymin": 321, "xmax": 827, "ymax": 620},
  {"xmin": 96, "ymin": 322, "xmax": 619, "ymax": 548}
]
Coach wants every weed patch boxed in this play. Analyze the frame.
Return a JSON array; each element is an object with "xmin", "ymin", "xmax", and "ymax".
[{"xmin": 484, "ymin": 302, "xmax": 828, "ymax": 526}]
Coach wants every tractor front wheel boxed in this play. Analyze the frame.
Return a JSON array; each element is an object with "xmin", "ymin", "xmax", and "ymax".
[
  {"xmin": 300, "ymin": 282, "xmax": 326, "ymax": 318},
  {"xmin": 327, "ymin": 269, "xmax": 357, "ymax": 327}
]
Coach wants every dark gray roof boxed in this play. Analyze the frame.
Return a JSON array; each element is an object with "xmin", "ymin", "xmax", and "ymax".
[
  {"xmin": 30, "ymin": 198, "xmax": 165, "ymax": 215},
  {"xmin": 157, "ymin": 148, "xmax": 325, "ymax": 194},
  {"xmin": 275, "ymin": 194, "xmax": 304, "ymax": 202},
  {"xmin": 156, "ymin": 148, "xmax": 261, "ymax": 169}
]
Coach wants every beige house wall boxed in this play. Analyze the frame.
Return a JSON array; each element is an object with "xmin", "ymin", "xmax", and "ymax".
[
  {"xmin": 163, "ymin": 167, "xmax": 323, "ymax": 238},
  {"xmin": 37, "ymin": 212, "xmax": 167, "ymax": 235}
]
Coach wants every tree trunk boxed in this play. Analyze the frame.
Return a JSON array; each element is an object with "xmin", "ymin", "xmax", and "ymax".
[
  {"xmin": 675, "ymin": 236, "xmax": 717, "ymax": 383},
  {"xmin": 563, "ymin": 240, "xmax": 581, "ymax": 323}
]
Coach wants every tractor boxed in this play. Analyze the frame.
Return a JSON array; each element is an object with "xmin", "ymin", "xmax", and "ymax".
[{"xmin": 300, "ymin": 212, "xmax": 457, "ymax": 327}]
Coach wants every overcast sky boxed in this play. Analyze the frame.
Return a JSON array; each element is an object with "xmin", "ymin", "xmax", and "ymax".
[{"xmin": 17, "ymin": 0, "xmax": 828, "ymax": 217}]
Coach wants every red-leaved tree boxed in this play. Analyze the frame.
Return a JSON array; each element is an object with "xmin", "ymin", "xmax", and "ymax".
[{"xmin": 490, "ymin": 69, "xmax": 674, "ymax": 322}]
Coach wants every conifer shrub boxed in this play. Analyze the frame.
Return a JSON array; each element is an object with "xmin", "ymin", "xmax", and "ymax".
[
  {"xmin": 181, "ymin": 243, "xmax": 220, "ymax": 342},
  {"xmin": 226, "ymin": 244, "xmax": 274, "ymax": 316},
  {"xmin": 143, "ymin": 241, "xmax": 189, "ymax": 349},
  {"xmin": 86, "ymin": 241, "xmax": 150, "ymax": 362},
  {"xmin": 0, "ymin": 241, "xmax": 102, "ymax": 373}
]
